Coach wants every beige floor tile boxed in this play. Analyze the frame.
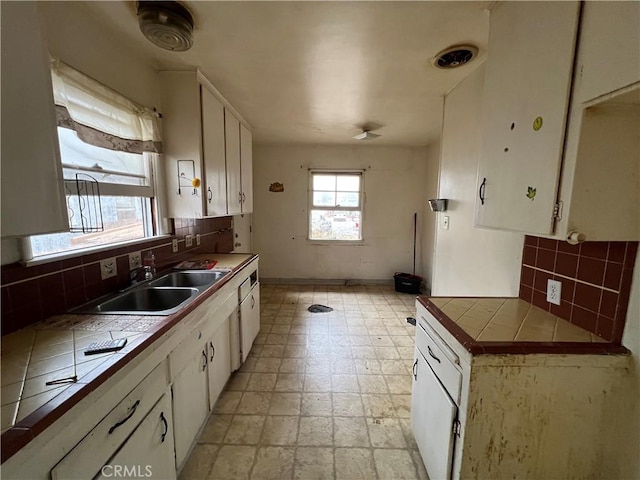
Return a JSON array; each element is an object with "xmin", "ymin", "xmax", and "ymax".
[
  {"xmin": 293, "ymin": 447, "xmax": 334, "ymax": 480},
  {"xmin": 304, "ymin": 374, "xmax": 332, "ymax": 392},
  {"xmin": 279, "ymin": 358, "xmax": 306, "ymax": 373},
  {"xmin": 358, "ymin": 375, "xmax": 389, "ymax": 394},
  {"xmin": 333, "ymin": 417, "xmax": 370, "ymax": 447},
  {"xmin": 253, "ymin": 358, "xmax": 283, "ymax": 373},
  {"xmin": 199, "ymin": 415, "xmax": 233, "ymax": 444},
  {"xmin": 332, "ymin": 393, "xmax": 364, "ymax": 417},
  {"xmin": 331, "ymin": 359, "xmax": 356, "ymax": 374},
  {"xmin": 178, "ymin": 444, "xmax": 219, "ymax": 480},
  {"xmin": 247, "ymin": 373, "xmax": 278, "ymax": 392},
  {"xmin": 354, "ymin": 359, "xmax": 382, "ymax": 375},
  {"xmin": 379, "ymin": 360, "xmax": 409, "ymax": 375},
  {"xmin": 391, "ymin": 394, "xmax": 412, "ymax": 418},
  {"xmin": 261, "ymin": 345, "xmax": 286, "ymax": 358},
  {"xmin": 224, "ymin": 415, "xmax": 266, "ymax": 444},
  {"xmin": 301, "ymin": 393, "xmax": 332, "ymax": 416},
  {"xmin": 227, "ymin": 372, "xmax": 251, "ymax": 391},
  {"xmin": 208, "ymin": 445, "xmax": 256, "ymax": 480},
  {"xmin": 331, "ymin": 374, "xmax": 359, "ymax": 393},
  {"xmin": 385, "ymin": 375, "xmax": 412, "ymax": 394},
  {"xmin": 411, "ymin": 449, "xmax": 430, "ymax": 480},
  {"xmin": 210, "ymin": 390, "xmax": 241, "ymax": 414},
  {"xmin": 261, "ymin": 416, "xmax": 299, "ymax": 446},
  {"xmin": 284, "ymin": 345, "xmax": 307, "ymax": 358},
  {"xmin": 361, "ymin": 394, "xmax": 397, "ymax": 418},
  {"xmin": 335, "ymin": 448, "xmax": 376, "ymax": 480},
  {"xmin": 250, "ymin": 446, "xmax": 295, "ymax": 480},
  {"xmin": 297, "ymin": 416, "xmax": 333, "ymax": 446},
  {"xmin": 352, "ymin": 346, "xmax": 377, "ymax": 359},
  {"xmin": 373, "ymin": 449, "xmax": 418, "ymax": 480},
  {"xmin": 268, "ymin": 392, "xmax": 302, "ymax": 415},
  {"xmin": 236, "ymin": 392, "xmax": 273, "ymax": 415},
  {"xmin": 368, "ymin": 417, "xmax": 407, "ymax": 448},
  {"xmin": 399, "ymin": 418, "xmax": 419, "ymax": 450},
  {"xmin": 275, "ymin": 374, "xmax": 304, "ymax": 392}
]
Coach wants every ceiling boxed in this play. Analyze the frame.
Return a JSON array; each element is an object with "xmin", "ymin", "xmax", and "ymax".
[{"xmin": 80, "ymin": 1, "xmax": 491, "ymax": 146}]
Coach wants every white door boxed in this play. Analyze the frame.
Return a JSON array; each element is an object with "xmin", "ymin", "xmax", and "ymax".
[
  {"xmin": 240, "ymin": 283, "xmax": 260, "ymax": 363},
  {"xmin": 201, "ymin": 86, "xmax": 227, "ymax": 216},
  {"xmin": 475, "ymin": 1, "xmax": 580, "ymax": 234},
  {"xmin": 96, "ymin": 392, "xmax": 176, "ymax": 480},
  {"xmin": 207, "ymin": 318, "xmax": 232, "ymax": 410},
  {"xmin": 412, "ymin": 349, "xmax": 457, "ymax": 480},
  {"xmin": 225, "ymin": 110, "xmax": 242, "ymax": 215},
  {"xmin": 171, "ymin": 345, "xmax": 209, "ymax": 469}
]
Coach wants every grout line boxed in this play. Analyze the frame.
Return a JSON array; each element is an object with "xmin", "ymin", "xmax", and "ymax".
[{"xmin": 522, "ymin": 263, "xmax": 619, "ymax": 294}]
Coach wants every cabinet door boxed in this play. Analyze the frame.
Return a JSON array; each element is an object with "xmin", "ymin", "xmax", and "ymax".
[
  {"xmin": 239, "ymin": 124, "xmax": 253, "ymax": 213},
  {"xmin": 225, "ymin": 110, "xmax": 242, "ymax": 215},
  {"xmin": 172, "ymin": 344, "xmax": 209, "ymax": 469},
  {"xmin": 240, "ymin": 282, "xmax": 260, "ymax": 363},
  {"xmin": 96, "ymin": 392, "xmax": 176, "ymax": 480},
  {"xmin": 1, "ymin": 2, "xmax": 68, "ymax": 237},
  {"xmin": 574, "ymin": 2, "xmax": 640, "ymax": 103},
  {"xmin": 201, "ymin": 86, "xmax": 228, "ymax": 216},
  {"xmin": 475, "ymin": 1, "xmax": 580, "ymax": 234},
  {"xmin": 207, "ymin": 318, "xmax": 231, "ymax": 410},
  {"xmin": 411, "ymin": 350, "xmax": 457, "ymax": 480}
]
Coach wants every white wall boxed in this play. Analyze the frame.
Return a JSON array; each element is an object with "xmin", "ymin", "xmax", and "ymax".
[
  {"xmin": 431, "ymin": 64, "xmax": 524, "ymax": 296},
  {"xmin": 252, "ymin": 145, "xmax": 438, "ymax": 283}
]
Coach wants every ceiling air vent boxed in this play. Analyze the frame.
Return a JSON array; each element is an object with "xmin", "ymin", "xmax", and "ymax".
[
  {"xmin": 432, "ymin": 45, "xmax": 478, "ymax": 69},
  {"xmin": 137, "ymin": 1, "xmax": 194, "ymax": 52}
]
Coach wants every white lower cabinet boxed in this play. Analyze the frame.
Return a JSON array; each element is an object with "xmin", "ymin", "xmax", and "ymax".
[
  {"xmin": 96, "ymin": 392, "xmax": 176, "ymax": 480},
  {"xmin": 51, "ymin": 362, "xmax": 169, "ymax": 480},
  {"xmin": 207, "ymin": 318, "xmax": 231, "ymax": 410},
  {"xmin": 239, "ymin": 281, "xmax": 260, "ymax": 363}
]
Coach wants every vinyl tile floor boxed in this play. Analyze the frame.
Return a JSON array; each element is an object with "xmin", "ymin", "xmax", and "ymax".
[{"xmin": 179, "ymin": 284, "xmax": 429, "ymax": 480}]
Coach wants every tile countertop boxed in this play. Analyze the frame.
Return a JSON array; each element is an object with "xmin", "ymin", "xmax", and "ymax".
[
  {"xmin": 0, "ymin": 254, "xmax": 255, "ymax": 440},
  {"xmin": 419, "ymin": 296, "xmax": 630, "ymax": 355}
]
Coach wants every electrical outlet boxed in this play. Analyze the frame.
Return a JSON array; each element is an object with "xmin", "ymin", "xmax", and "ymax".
[
  {"xmin": 129, "ymin": 251, "xmax": 142, "ymax": 270},
  {"xmin": 547, "ymin": 279, "xmax": 562, "ymax": 306},
  {"xmin": 100, "ymin": 257, "xmax": 117, "ymax": 280},
  {"xmin": 185, "ymin": 234, "xmax": 193, "ymax": 248},
  {"xmin": 443, "ymin": 216, "xmax": 450, "ymax": 230},
  {"xmin": 172, "ymin": 239, "xmax": 179, "ymax": 253},
  {"xmin": 196, "ymin": 234, "xmax": 201, "ymax": 246}
]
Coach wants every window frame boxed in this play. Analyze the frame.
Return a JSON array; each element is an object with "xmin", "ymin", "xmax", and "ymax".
[{"xmin": 307, "ymin": 169, "xmax": 365, "ymax": 243}]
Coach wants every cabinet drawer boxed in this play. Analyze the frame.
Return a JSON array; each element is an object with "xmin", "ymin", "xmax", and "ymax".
[
  {"xmin": 51, "ymin": 360, "xmax": 169, "ymax": 480},
  {"xmin": 415, "ymin": 317, "xmax": 462, "ymax": 404}
]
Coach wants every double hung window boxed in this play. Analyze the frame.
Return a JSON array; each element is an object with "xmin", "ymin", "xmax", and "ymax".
[{"xmin": 308, "ymin": 170, "xmax": 363, "ymax": 241}]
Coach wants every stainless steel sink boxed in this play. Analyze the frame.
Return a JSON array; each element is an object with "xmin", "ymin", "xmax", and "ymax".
[
  {"xmin": 81, "ymin": 287, "xmax": 199, "ymax": 315},
  {"xmin": 75, "ymin": 269, "xmax": 230, "ymax": 316},
  {"xmin": 148, "ymin": 270, "xmax": 228, "ymax": 288}
]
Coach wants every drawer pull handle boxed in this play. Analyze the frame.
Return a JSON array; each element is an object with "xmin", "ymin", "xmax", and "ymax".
[
  {"xmin": 208, "ymin": 187, "xmax": 213, "ymax": 203},
  {"xmin": 209, "ymin": 341, "xmax": 215, "ymax": 362},
  {"xmin": 479, "ymin": 177, "xmax": 486, "ymax": 205},
  {"xmin": 202, "ymin": 350, "xmax": 208, "ymax": 371},
  {"xmin": 412, "ymin": 358, "xmax": 418, "ymax": 380},
  {"xmin": 160, "ymin": 412, "xmax": 168, "ymax": 443},
  {"xmin": 251, "ymin": 295, "xmax": 255, "ymax": 308},
  {"xmin": 109, "ymin": 400, "xmax": 140, "ymax": 434},
  {"xmin": 427, "ymin": 346, "xmax": 441, "ymax": 364}
]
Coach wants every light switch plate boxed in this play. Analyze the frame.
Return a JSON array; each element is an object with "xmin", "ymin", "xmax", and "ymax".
[
  {"xmin": 547, "ymin": 279, "xmax": 562, "ymax": 306},
  {"xmin": 129, "ymin": 251, "xmax": 142, "ymax": 270},
  {"xmin": 443, "ymin": 216, "xmax": 450, "ymax": 230},
  {"xmin": 100, "ymin": 257, "xmax": 117, "ymax": 280},
  {"xmin": 185, "ymin": 235, "xmax": 193, "ymax": 248},
  {"xmin": 172, "ymin": 239, "xmax": 179, "ymax": 253}
]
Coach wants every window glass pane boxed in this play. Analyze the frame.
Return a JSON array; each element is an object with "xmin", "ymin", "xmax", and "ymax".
[
  {"xmin": 58, "ymin": 128, "xmax": 146, "ymax": 186},
  {"xmin": 31, "ymin": 196, "xmax": 148, "ymax": 256},
  {"xmin": 336, "ymin": 192, "xmax": 359, "ymax": 207},
  {"xmin": 313, "ymin": 191, "xmax": 336, "ymax": 207},
  {"xmin": 310, "ymin": 210, "xmax": 361, "ymax": 241},
  {"xmin": 336, "ymin": 175, "xmax": 360, "ymax": 192},
  {"xmin": 313, "ymin": 175, "xmax": 336, "ymax": 191}
]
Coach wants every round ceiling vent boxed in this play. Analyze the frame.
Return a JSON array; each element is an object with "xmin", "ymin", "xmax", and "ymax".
[
  {"xmin": 137, "ymin": 1, "xmax": 194, "ymax": 52},
  {"xmin": 432, "ymin": 45, "xmax": 478, "ymax": 69}
]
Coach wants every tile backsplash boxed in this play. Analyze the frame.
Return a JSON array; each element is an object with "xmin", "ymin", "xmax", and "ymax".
[
  {"xmin": 1, "ymin": 217, "xmax": 234, "ymax": 335},
  {"xmin": 519, "ymin": 236, "xmax": 638, "ymax": 342}
]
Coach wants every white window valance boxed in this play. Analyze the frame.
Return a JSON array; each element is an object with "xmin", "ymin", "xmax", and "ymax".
[{"xmin": 51, "ymin": 60, "xmax": 162, "ymax": 154}]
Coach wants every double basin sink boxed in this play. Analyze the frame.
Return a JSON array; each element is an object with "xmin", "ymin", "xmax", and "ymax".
[{"xmin": 77, "ymin": 270, "xmax": 230, "ymax": 315}]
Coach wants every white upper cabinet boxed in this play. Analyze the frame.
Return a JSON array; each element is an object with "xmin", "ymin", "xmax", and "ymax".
[
  {"xmin": 1, "ymin": 2, "xmax": 69, "ymax": 238},
  {"xmin": 240, "ymin": 124, "xmax": 254, "ymax": 213},
  {"xmin": 475, "ymin": 1, "xmax": 580, "ymax": 235},
  {"xmin": 572, "ymin": 1, "xmax": 640, "ymax": 104},
  {"xmin": 554, "ymin": 2, "xmax": 640, "ymax": 242},
  {"xmin": 160, "ymin": 70, "xmax": 253, "ymax": 219}
]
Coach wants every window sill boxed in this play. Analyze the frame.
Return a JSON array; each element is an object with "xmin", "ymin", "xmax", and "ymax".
[
  {"xmin": 306, "ymin": 239, "xmax": 366, "ymax": 246},
  {"xmin": 21, "ymin": 234, "xmax": 172, "ymax": 267}
]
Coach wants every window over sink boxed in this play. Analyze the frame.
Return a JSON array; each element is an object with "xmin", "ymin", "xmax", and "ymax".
[
  {"xmin": 308, "ymin": 170, "xmax": 364, "ymax": 242},
  {"xmin": 26, "ymin": 61, "xmax": 163, "ymax": 259}
]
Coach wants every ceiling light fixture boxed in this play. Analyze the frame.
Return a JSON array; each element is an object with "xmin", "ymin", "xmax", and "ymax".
[
  {"xmin": 432, "ymin": 45, "xmax": 478, "ymax": 69},
  {"xmin": 137, "ymin": 1, "xmax": 194, "ymax": 52},
  {"xmin": 353, "ymin": 129, "xmax": 381, "ymax": 140}
]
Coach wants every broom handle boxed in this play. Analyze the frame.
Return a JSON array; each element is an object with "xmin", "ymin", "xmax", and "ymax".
[{"xmin": 413, "ymin": 212, "xmax": 417, "ymax": 276}]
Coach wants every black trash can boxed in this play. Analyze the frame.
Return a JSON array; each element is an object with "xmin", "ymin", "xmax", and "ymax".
[{"xmin": 394, "ymin": 272, "xmax": 422, "ymax": 294}]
